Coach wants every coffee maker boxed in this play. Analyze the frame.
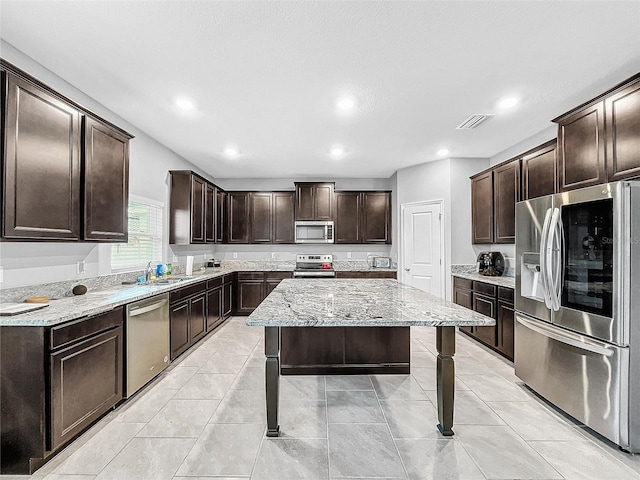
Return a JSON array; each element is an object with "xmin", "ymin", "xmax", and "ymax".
[{"xmin": 476, "ymin": 251, "xmax": 505, "ymax": 276}]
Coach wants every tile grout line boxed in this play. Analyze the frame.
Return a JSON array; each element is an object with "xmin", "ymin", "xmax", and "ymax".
[{"xmin": 325, "ymin": 374, "xmax": 331, "ymax": 480}]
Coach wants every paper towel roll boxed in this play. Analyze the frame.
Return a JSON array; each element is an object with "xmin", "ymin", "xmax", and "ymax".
[{"xmin": 186, "ymin": 256, "xmax": 194, "ymax": 276}]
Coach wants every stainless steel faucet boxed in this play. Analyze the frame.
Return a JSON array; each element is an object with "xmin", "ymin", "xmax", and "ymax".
[{"xmin": 146, "ymin": 261, "xmax": 154, "ymax": 282}]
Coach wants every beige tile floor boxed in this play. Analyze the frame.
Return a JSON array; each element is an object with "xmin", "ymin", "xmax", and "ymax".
[{"xmin": 6, "ymin": 317, "xmax": 640, "ymax": 480}]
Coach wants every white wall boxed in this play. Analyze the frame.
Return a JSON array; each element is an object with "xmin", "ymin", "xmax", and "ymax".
[
  {"xmin": 489, "ymin": 125, "xmax": 556, "ymax": 167},
  {"xmin": 0, "ymin": 42, "xmax": 216, "ymax": 288}
]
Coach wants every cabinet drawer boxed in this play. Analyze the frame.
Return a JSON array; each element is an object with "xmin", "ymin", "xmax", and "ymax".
[
  {"xmin": 207, "ymin": 276, "xmax": 224, "ymax": 289},
  {"xmin": 169, "ymin": 281, "xmax": 207, "ymax": 303},
  {"xmin": 473, "ymin": 281, "xmax": 496, "ymax": 297},
  {"xmin": 265, "ymin": 271, "xmax": 293, "ymax": 281},
  {"xmin": 223, "ymin": 273, "xmax": 235, "ymax": 284},
  {"xmin": 498, "ymin": 286, "xmax": 514, "ymax": 303},
  {"xmin": 473, "ymin": 293, "xmax": 497, "ymax": 319},
  {"xmin": 50, "ymin": 307, "xmax": 123, "ymax": 351},
  {"xmin": 237, "ymin": 271, "xmax": 265, "ymax": 281},
  {"xmin": 453, "ymin": 276, "xmax": 473, "ymax": 290}
]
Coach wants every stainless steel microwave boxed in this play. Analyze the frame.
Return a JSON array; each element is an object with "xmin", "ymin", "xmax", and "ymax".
[{"xmin": 294, "ymin": 221, "xmax": 334, "ymax": 244}]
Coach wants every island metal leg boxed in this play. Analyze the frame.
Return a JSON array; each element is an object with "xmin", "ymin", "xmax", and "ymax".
[
  {"xmin": 436, "ymin": 326, "xmax": 456, "ymax": 436},
  {"xmin": 265, "ymin": 326, "xmax": 280, "ymax": 437}
]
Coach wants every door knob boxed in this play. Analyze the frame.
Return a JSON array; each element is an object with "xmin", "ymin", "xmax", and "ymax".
[{"xmin": 404, "ymin": 268, "xmax": 410, "ymax": 272}]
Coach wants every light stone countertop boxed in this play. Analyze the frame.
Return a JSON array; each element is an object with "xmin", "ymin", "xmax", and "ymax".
[
  {"xmin": 0, "ymin": 262, "xmax": 398, "ymax": 327},
  {"xmin": 246, "ymin": 279, "xmax": 495, "ymax": 327},
  {"xmin": 452, "ymin": 272, "xmax": 515, "ymax": 289}
]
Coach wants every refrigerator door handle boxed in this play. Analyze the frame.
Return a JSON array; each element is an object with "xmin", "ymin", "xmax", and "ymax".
[
  {"xmin": 539, "ymin": 208, "xmax": 553, "ymax": 309},
  {"xmin": 548, "ymin": 208, "xmax": 563, "ymax": 312},
  {"xmin": 516, "ymin": 315, "xmax": 615, "ymax": 357}
]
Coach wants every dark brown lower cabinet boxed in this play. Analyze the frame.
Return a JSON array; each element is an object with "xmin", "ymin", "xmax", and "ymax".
[
  {"xmin": 223, "ymin": 275, "xmax": 233, "ymax": 317},
  {"xmin": 207, "ymin": 286, "xmax": 222, "ymax": 330},
  {"xmin": 281, "ymin": 326, "xmax": 409, "ymax": 375},
  {"xmin": 335, "ymin": 271, "xmax": 397, "ymax": 279},
  {"xmin": 170, "ymin": 300, "xmax": 190, "ymax": 360},
  {"xmin": 169, "ymin": 282, "xmax": 210, "ymax": 360},
  {"xmin": 453, "ymin": 276, "xmax": 514, "ymax": 361},
  {"xmin": 234, "ymin": 271, "xmax": 293, "ymax": 315},
  {"xmin": 50, "ymin": 326, "xmax": 123, "ymax": 450},
  {"xmin": 1, "ymin": 308, "xmax": 124, "ymax": 475}
]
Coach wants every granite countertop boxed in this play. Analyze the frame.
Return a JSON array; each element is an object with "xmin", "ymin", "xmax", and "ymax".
[
  {"xmin": 0, "ymin": 262, "xmax": 398, "ymax": 327},
  {"xmin": 452, "ymin": 271, "xmax": 515, "ymax": 288},
  {"xmin": 246, "ymin": 279, "xmax": 495, "ymax": 327}
]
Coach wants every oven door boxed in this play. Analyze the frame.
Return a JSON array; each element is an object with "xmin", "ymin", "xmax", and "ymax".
[{"xmin": 550, "ymin": 183, "xmax": 628, "ymax": 345}]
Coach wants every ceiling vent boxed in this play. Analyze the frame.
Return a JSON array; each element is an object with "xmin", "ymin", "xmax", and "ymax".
[{"xmin": 456, "ymin": 114, "xmax": 495, "ymax": 129}]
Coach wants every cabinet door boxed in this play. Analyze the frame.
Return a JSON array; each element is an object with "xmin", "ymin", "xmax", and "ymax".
[
  {"xmin": 496, "ymin": 300, "xmax": 515, "ymax": 361},
  {"xmin": 362, "ymin": 192, "xmax": 391, "ymax": 243},
  {"xmin": 557, "ymin": 103, "xmax": 606, "ymax": 191},
  {"xmin": 314, "ymin": 183, "xmax": 334, "ymax": 220},
  {"xmin": 471, "ymin": 171, "xmax": 493, "ymax": 244},
  {"xmin": 236, "ymin": 280, "xmax": 264, "ymax": 314},
  {"xmin": 273, "ymin": 192, "xmax": 294, "ymax": 243},
  {"xmin": 83, "ymin": 117, "xmax": 129, "ymax": 242},
  {"xmin": 472, "ymin": 293, "xmax": 497, "ymax": 346},
  {"xmin": 3, "ymin": 72, "xmax": 81, "ymax": 240},
  {"xmin": 250, "ymin": 192, "xmax": 273, "ymax": 243},
  {"xmin": 216, "ymin": 189, "xmax": 225, "ymax": 243},
  {"xmin": 335, "ymin": 192, "xmax": 361, "ymax": 243},
  {"xmin": 227, "ymin": 192, "xmax": 250, "ymax": 243},
  {"xmin": 207, "ymin": 287, "xmax": 222, "ymax": 331},
  {"xmin": 453, "ymin": 287, "xmax": 474, "ymax": 334},
  {"xmin": 223, "ymin": 280, "xmax": 233, "ymax": 317},
  {"xmin": 205, "ymin": 184, "xmax": 215, "ymax": 243},
  {"xmin": 295, "ymin": 184, "xmax": 315, "ymax": 220},
  {"xmin": 281, "ymin": 327, "xmax": 344, "ymax": 366},
  {"xmin": 170, "ymin": 300, "xmax": 190, "ymax": 360},
  {"xmin": 493, "ymin": 160, "xmax": 520, "ymax": 244},
  {"xmin": 50, "ymin": 326, "xmax": 123, "ymax": 450},
  {"xmin": 523, "ymin": 142, "xmax": 557, "ymax": 200},
  {"xmin": 191, "ymin": 176, "xmax": 206, "ymax": 243},
  {"xmin": 344, "ymin": 327, "xmax": 409, "ymax": 364},
  {"xmin": 190, "ymin": 294, "xmax": 207, "ymax": 344},
  {"xmin": 605, "ymin": 79, "xmax": 640, "ymax": 182}
]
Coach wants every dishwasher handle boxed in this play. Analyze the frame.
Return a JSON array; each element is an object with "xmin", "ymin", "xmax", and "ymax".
[{"xmin": 128, "ymin": 299, "xmax": 168, "ymax": 317}]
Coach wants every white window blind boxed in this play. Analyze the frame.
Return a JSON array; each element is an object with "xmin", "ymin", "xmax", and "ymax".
[{"xmin": 111, "ymin": 200, "xmax": 163, "ymax": 270}]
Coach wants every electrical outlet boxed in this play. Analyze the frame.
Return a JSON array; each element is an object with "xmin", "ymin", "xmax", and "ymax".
[
  {"xmin": 0, "ymin": 266, "xmax": 4, "ymax": 284},
  {"xmin": 271, "ymin": 252, "xmax": 276, "ymax": 260},
  {"xmin": 173, "ymin": 255, "xmax": 178, "ymax": 263},
  {"xmin": 233, "ymin": 252, "xmax": 238, "ymax": 259},
  {"xmin": 76, "ymin": 261, "xmax": 86, "ymax": 275},
  {"xmin": 347, "ymin": 252, "xmax": 352, "ymax": 259}
]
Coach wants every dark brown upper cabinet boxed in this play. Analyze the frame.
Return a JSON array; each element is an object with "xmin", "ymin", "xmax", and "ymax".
[
  {"xmin": 471, "ymin": 170, "xmax": 494, "ymax": 244},
  {"xmin": 335, "ymin": 191, "xmax": 391, "ymax": 244},
  {"xmin": 493, "ymin": 160, "xmax": 520, "ymax": 244},
  {"xmin": 522, "ymin": 140, "xmax": 557, "ymax": 200},
  {"xmin": 216, "ymin": 189, "xmax": 225, "ymax": 243},
  {"xmin": 250, "ymin": 192, "xmax": 273, "ymax": 243},
  {"xmin": 335, "ymin": 191, "xmax": 361, "ymax": 243},
  {"xmin": 83, "ymin": 117, "xmax": 129, "ymax": 242},
  {"xmin": 227, "ymin": 191, "xmax": 250, "ymax": 244},
  {"xmin": 205, "ymin": 183, "xmax": 215, "ymax": 243},
  {"xmin": 556, "ymin": 102, "xmax": 605, "ymax": 191},
  {"xmin": 169, "ymin": 170, "xmax": 223, "ymax": 245},
  {"xmin": 2, "ymin": 71, "xmax": 81, "ymax": 240},
  {"xmin": 554, "ymin": 73, "xmax": 640, "ymax": 190},
  {"xmin": 362, "ymin": 191, "xmax": 391, "ymax": 243},
  {"xmin": 1, "ymin": 63, "xmax": 132, "ymax": 242},
  {"xmin": 273, "ymin": 192, "xmax": 294, "ymax": 244},
  {"xmin": 295, "ymin": 182, "xmax": 334, "ymax": 220},
  {"xmin": 605, "ymin": 78, "xmax": 640, "ymax": 182}
]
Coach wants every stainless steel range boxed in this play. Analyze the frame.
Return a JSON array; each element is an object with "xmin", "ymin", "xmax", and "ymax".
[
  {"xmin": 293, "ymin": 254, "xmax": 335, "ymax": 278},
  {"xmin": 515, "ymin": 181, "xmax": 640, "ymax": 452}
]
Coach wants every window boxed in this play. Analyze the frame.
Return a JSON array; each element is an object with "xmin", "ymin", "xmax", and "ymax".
[{"xmin": 111, "ymin": 198, "xmax": 163, "ymax": 270}]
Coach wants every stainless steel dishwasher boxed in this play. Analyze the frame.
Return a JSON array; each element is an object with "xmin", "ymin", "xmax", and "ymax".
[{"xmin": 125, "ymin": 293, "xmax": 170, "ymax": 397}]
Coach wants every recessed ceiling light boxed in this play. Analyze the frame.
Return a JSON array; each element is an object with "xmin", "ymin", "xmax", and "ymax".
[
  {"xmin": 335, "ymin": 95, "xmax": 357, "ymax": 113},
  {"xmin": 497, "ymin": 96, "xmax": 519, "ymax": 110},
  {"xmin": 223, "ymin": 146, "xmax": 240, "ymax": 158},
  {"xmin": 437, "ymin": 148, "xmax": 450, "ymax": 156},
  {"xmin": 175, "ymin": 97, "xmax": 195, "ymax": 111},
  {"xmin": 329, "ymin": 145, "xmax": 348, "ymax": 158}
]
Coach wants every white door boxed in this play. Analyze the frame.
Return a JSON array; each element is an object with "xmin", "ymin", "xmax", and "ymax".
[{"xmin": 401, "ymin": 202, "xmax": 444, "ymax": 297}]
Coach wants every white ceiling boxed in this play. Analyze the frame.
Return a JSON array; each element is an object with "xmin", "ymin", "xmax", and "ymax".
[{"xmin": 2, "ymin": 1, "xmax": 640, "ymax": 179}]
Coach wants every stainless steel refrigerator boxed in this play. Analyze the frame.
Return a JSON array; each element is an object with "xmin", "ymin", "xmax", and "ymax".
[{"xmin": 515, "ymin": 181, "xmax": 640, "ymax": 452}]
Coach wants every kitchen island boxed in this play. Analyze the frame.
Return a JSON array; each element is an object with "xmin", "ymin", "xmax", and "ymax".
[{"xmin": 246, "ymin": 278, "xmax": 495, "ymax": 437}]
